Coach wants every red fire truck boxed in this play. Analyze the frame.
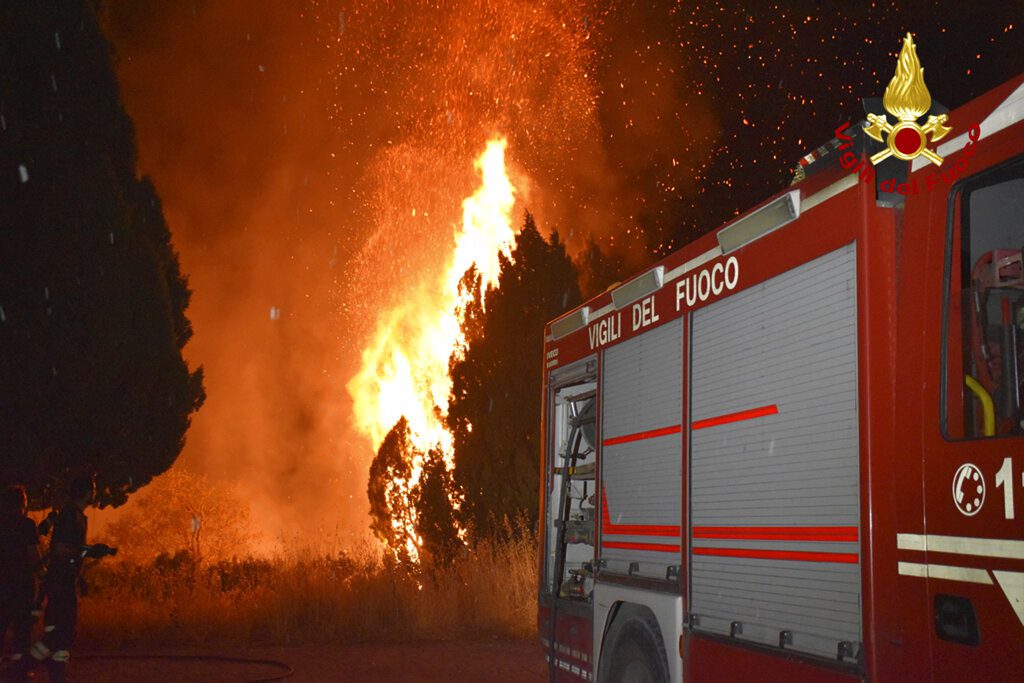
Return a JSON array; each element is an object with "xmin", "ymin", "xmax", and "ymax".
[{"xmin": 538, "ymin": 74, "xmax": 1024, "ymax": 681}]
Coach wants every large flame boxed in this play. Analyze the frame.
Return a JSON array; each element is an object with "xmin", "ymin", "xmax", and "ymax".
[
  {"xmin": 347, "ymin": 139, "xmax": 517, "ymax": 559},
  {"xmin": 883, "ymin": 33, "xmax": 932, "ymax": 122}
]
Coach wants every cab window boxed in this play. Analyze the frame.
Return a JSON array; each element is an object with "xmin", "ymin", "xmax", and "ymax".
[{"xmin": 944, "ymin": 157, "xmax": 1024, "ymax": 439}]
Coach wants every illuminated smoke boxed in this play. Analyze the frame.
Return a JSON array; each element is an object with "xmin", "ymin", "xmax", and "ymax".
[{"xmin": 100, "ymin": 0, "xmax": 715, "ymax": 550}]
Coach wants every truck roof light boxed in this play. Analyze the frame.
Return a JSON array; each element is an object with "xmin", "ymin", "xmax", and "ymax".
[
  {"xmin": 717, "ymin": 190, "xmax": 800, "ymax": 254},
  {"xmin": 551, "ymin": 306, "xmax": 590, "ymax": 340},
  {"xmin": 611, "ymin": 266, "xmax": 664, "ymax": 309}
]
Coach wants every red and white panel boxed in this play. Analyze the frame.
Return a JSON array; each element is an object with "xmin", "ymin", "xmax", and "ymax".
[
  {"xmin": 688, "ymin": 243, "xmax": 862, "ymax": 661},
  {"xmin": 600, "ymin": 320, "xmax": 683, "ymax": 580}
]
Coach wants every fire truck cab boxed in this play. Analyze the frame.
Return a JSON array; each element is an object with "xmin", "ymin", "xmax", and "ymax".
[{"xmin": 538, "ymin": 75, "xmax": 1024, "ymax": 682}]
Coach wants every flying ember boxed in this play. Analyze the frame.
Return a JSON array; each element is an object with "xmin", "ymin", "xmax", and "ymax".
[{"xmin": 347, "ymin": 139, "xmax": 518, "ymax": 559}]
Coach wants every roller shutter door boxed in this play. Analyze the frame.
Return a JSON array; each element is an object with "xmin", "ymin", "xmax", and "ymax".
[
  {"xmin": 688, "ymin": 243, "xmax": 861, "ymax": 660},
  {"xmin": 600, "ymin": 320, "xmax": 683, "ymax": 580}
]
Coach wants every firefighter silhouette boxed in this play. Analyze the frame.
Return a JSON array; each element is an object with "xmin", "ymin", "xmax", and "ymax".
[
  {"xmin": 29, "ymin": 477, "xmax": 94, "ymax": 683},
  {"xmin": 1, "ymin": 485, "xmax": 40, "ymax": 681}
]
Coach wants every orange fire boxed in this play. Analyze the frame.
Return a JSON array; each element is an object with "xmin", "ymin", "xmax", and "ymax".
[{"xmin": 348, "ymin": 139, "xmax": 518, "ymax": 559}]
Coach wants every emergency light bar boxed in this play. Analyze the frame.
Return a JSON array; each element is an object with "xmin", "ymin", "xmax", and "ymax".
[
  {"xmin": 717, "ymin": 190, "xmax": 800, "ymax": 254},
  {"xmin": 551, "ymin": 306, "xmax": 590, "ymax": 340},
  {"xmin": 611, "ymin": 266, "xmax": 664, "ymax": 309}
]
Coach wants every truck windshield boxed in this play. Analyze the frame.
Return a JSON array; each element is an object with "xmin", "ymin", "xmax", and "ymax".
[{"xmin": 945, "ymin": 156, "xmax": 1024, "ymax": 439}]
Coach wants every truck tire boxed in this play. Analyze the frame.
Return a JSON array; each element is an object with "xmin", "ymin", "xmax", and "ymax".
[{"xmin": 604, "ymin": 613, "xmax": 670, "ymax": 683}]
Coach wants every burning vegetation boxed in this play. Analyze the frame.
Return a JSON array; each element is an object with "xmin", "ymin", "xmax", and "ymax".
[
  {"xmin": 357, "ymin": 139, "xmax": 582, "ymax": 562},
  {"xmin": 350, "ymin": 140, "xmax": 517, "ymax": 561},
  {"xmin": 77, "ymin": 521, "xmax": 539, "ymax": 648}
]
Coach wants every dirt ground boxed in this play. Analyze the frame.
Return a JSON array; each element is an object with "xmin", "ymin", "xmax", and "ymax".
[{"xmin": 55, "ymin": 639, "xmax": 548, "ymax": 682}]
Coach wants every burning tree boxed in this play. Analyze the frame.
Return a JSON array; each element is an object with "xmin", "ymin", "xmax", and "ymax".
[
  {"xmin": 367, "ymin": 418, "xmax": 420, "ymax": 562},
  {"xmin": 355, "ymin": 137, "xmax": 586, "ymax": 560},
  {"xmin": 448, "ymin": 214, "xmax": 580, "ymax": 538},
  {"xmin": 367, "ymin": 213, "xmax": 580, "ymax": 559},
  {"xmin": 368, "ymin": 418, "xmax": 463, "ymax": 565},
  {"xmin": 350, "ymin": 139, "xmax": 518, "ymax": 562}
]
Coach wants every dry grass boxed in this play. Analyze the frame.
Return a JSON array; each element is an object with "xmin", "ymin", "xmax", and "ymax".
[{"xmin": 77, "ymin": 530, "xmax": 538, "ymax": 648}]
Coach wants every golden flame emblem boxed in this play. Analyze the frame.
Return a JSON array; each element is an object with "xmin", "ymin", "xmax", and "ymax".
[{"xmin": 864, "ymin": 33, "xmax": 952, "ymax": 166}]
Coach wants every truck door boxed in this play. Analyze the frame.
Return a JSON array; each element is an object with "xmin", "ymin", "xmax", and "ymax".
[
  {"xmin": 917, "ymin": 147, "xmax": 1024, "ymax": 679},
  {"xmin": 687, "ymin": 244, "xmax": 863, "ymax": 664},
  {"xmin": 541, "ymin": 357, "xmax": 598, "ymax": 680}
]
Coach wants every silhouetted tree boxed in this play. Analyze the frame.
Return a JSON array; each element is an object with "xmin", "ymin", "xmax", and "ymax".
[
  {"xmin": 448, "ymin": 213, "xmax": 581, "ymax": 538},
  {"xmin": 367, "ymin": 418, "xmax": 417, "ymax": 562},
  {"xmin": 0, "ymin": 0, "xmax": 204, "ymax": 506},
  {"xmin": 413, "ymin": 449, "xmax": 463, "ymax": 566},
  {"xmin": 368, "ymin": 215, "xmax": 581, "ymax": 554},
  {"xmin": 574, "ymin": 236, "xmax": 629, "ymax": 299},
  {"xmin": 368, "ymin": 416, "xmax": 463, "ymax": 565}
]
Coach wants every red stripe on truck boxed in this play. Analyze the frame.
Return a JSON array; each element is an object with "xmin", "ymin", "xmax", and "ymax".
[
  {"xmin": 692, "ymin": 526, "xmax": 859, "ymax": 542},
  {"xmin": 601, "ymin": 491, "xmax": 681, "ymax": 537},
  {"xmin": 693, "ymin": 547, "xmax": 858, "ymax": 563},
  {"xmin": 602, "ymin": 424, "xmax": 681, "ymax": 446},
  {"xmin": 691, "ymin": 404, "xmax": 779, "ymax": 430},
  {"xmin": 604, "ymin": 541, "xmax": 681, "ymax": 553},
  {"xmin": 605, "ymin": 524, "xmax": 683, "ymax": 537}
]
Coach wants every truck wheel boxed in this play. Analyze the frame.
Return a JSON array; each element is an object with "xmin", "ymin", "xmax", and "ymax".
[{"xmin": 605, "ymin": 614, "xmax": 670, "ymax": 683}]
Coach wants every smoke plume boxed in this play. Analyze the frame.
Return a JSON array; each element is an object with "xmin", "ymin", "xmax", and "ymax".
[{"xmin": 97, "ymin": 0, "xmax": 715, "ymax": 548}]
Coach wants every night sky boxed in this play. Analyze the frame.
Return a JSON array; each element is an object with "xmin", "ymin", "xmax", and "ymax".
[{"xmin": 91, "ymin": 1, "xmax": 1021, "ymax": 542}]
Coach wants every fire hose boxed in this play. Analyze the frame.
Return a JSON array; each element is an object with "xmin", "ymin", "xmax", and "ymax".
[
  {"xmin": 71, "ymin": 654, "xmax": 293, "ymax": 681},
  {"xmin": 23, "ymin": 538, "xmax": 293, "ymax": 681}
]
